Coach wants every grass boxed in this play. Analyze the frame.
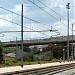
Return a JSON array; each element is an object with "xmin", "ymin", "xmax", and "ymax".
[{"xmin": 0, "ymin": 59, "xmax": 63, "ymax": 68}]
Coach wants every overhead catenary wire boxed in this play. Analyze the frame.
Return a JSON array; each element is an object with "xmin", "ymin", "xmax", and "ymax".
[
  {"xmin": 29, "ymin": 0, "xmax": 72, "ymax": 30},
  {"xmin": 0, "ymin": 29, "xmax": 57, "ymax": 33},
  {"xmin": 37, "ymin": 0, "xmax": 74, "ymax": 25},
  {"xmin": 0, "ymin": 6, "xmax": 65, "ymax": 38},
  {"xmin": 0, "ymin": 17, "xmax": 44, "ymax": 31},
  {"xmin": 0, "ymin": 6, "xmax": 62, "ymax": 38},
  {"xmin": 38, "ymin": 0, "xmax": 74, "ymax": 28},
  {"xmin": 0, "ymin": 6, "xmax": 63, "ymax": 36},
  {"xmin": 0, "ymin": 15, "xmax": 19, "ymax": 30},
  {"xmin": 0, "ymin": 6, "xmax": 46, "ymax": 25},
  {"xmin": 27, "ymin": 1, "xmax": 65, "ymax": 36},
  {"xmin": 0, "ymin": 17, "xmax": 51, "ymax": 37},
  {"xmin": 29, "ymin": 0, "xmax": 62, "ymax": 22},
  {"xmin": 37, "ymin": 0, "xmax": 66, "ymax": 20},
  {"xmin": 0, "ymin": 6, "xmax": 53, "ymax": 32}
]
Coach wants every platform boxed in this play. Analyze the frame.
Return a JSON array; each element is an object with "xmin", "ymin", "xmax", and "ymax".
[{"xmin": 0, "ymin": 61, "xmax": 75, "ymax": 74}]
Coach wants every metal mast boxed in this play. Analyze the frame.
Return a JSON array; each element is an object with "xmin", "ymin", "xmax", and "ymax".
[
  {"xmin": 66, "ymin": 3, "xmax": 70, "ymax": 61},
  {"xmin": 21, "ymin": 4, "xmax": 23, "ymax": 67},
  {"xmin": 71, "ymin": 24, "xmax": 73, "ymax": 61}
]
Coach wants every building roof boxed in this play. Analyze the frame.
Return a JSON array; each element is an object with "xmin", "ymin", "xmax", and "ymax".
[{"xmin": 5, "ymin": 53, "xmax": 16, "ymax": 58}]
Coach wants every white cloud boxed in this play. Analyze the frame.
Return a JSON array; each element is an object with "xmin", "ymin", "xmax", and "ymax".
[
  {"xmin": 0, "ymin": 0, "xmax": 74, "ymax": 41},
  {"xmin": 0, "ymin": 19, "xmax": 8, "ymax": 27},
  {"xmin": 12, "ymin": 4, "xmax": 27, "ymax": 16}
]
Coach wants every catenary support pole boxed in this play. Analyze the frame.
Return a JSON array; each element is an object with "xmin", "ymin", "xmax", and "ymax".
[
  {"xmin": 21, "ymin": 4, "xmax": 23, "ymax": 67},
  {"xmin": 71, "ymin": 24, "xmax": 73, "ymax": 61},
  {"xmin": 66, "ymin": 3, "xmax": 70, "ymax": 61}
]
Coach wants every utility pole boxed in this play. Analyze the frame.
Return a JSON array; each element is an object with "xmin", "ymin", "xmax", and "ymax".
[
  {"xmin": 66, "ymin": 3, "xmax": 70, "ymax": 61},
  {"xmin": 21, "ymin": 4, "xmax": 23, "ymax": 67},
  {"xmin": 71, "ymin": 24, "xmax": 73, "ymax": 61}
]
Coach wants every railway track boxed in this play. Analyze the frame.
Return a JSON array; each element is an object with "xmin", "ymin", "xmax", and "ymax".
[
  {"xmin": 70, "ymin": 73, "xmax": 75, "ymax": 75},
  {"xmin": 1, "ymin": 63, "xmax": 75, "ymax": 75}
]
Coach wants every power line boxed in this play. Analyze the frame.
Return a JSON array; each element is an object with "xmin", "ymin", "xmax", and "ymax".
[
  {"xmin": 37, "ymin": 0, "xmax": 74, "ymax": 24},
  {"xmin": 0, "ymin": 17, "xmax": 51, "ymax": 37},
  {"xmin": 0, "ymin": 6, "xmax": 60, "ymax": 37},
  {"xmin": 29, "ymin": 0, "xmax": 72, "ymax": 30},
  {"xmin": 28, "ymin": 1, "xmax": 65, "ymax": 36},
  {"xmin": 36, "ymin": 0, "xmax": 66, "ymax": 36},
  {"xmin": 0, "ymin": 6, "xmax": 51, "ymax": 30},
  {"xmin": 0, "ymin": 15, "xmax": 18, "ymax": 30},
  {"xmin": 0, "ymin": 29, "xmax": 57, "ymax": 33},
  {"xmin": 0, "ymin": 6, "xmax": 44, "ymax": 24},
  {"xmin": 0, "ymin": 5, "xmax": 63, "ymax": 32},
  {"xmin": 37, "ymin": 0, "xmax": 65, "ymax": 20},
  {"xmin": 0, "ymin": 6, "xmax": 63, "ymax": 37},
  {"xmin": 0, "ymin": 17, "xmax": 43, "ymax": 31},
  {"xmin": 0, "ymin": 6, "xmax": 62, "ymax": 33},
  {"xmin": 29, "ymin": 0, "xmax": 62, "ymax": 22}
]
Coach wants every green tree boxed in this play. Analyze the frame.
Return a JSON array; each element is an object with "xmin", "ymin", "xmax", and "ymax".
[
  {"xmin": 0, "ymin": 42, "xmax": 4, "ymax": 63},
  {"xmin": 3, "ymin": 48, "xmax": 16, "ymax": 54}
]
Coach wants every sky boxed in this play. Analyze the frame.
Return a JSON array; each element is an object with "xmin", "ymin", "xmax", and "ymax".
[{"xmin": 0, "ymin": 0, "xmax": 74, "ymax": 42}]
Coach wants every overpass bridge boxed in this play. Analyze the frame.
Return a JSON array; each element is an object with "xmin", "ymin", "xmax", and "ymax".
[{"xmin": 4, "ymin": 35, "xmax": 75, "ymax": 47}]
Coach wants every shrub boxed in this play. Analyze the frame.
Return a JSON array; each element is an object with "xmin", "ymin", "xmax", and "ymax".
[
  {"xmin": 5, "ymin": 59, "xmax": 17, "ymax": 66},
  {"xmin": 50, "ymin": 59, "xmax": 59, "ymax": 62},
  {"xmin": 37, "ymin": 61, "xmax": 40, "ymax": 64},
  {"xmin": 5, "ymin": 60, "xmax": 13, "ymax": 66},
  {"xmin": 0, "ymin": 43, "xmax": 4, "ymax": 63},
  {"xmin": 11, "ymin": 59, "xmax": 17, "ymax": 63}
]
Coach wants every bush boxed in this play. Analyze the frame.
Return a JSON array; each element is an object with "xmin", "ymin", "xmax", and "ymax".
[
  {"xmin": 5, "ymin": 60, "xmax": 13, "ymax": 66},
  {"xmin": 11, "ymin": 59, "xmax": 17, "ymax": 63},
  {"xmin": 37, "ymin": 61, "xmax": 40, "ymax": 64},
  {"xmin": 25, "ymin": 62, "xmax": 31, "ymax": 65},
  {"xmin": 5, "ymin": 59, "xmax": 17, "ymax": 66},
  {"xmin": 0, "ymin": 43, "xmax": 4, "ymax": 63},
  {"xmin": 50, "ymin": 59, "xmax": 59, "ymax": 62}
]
